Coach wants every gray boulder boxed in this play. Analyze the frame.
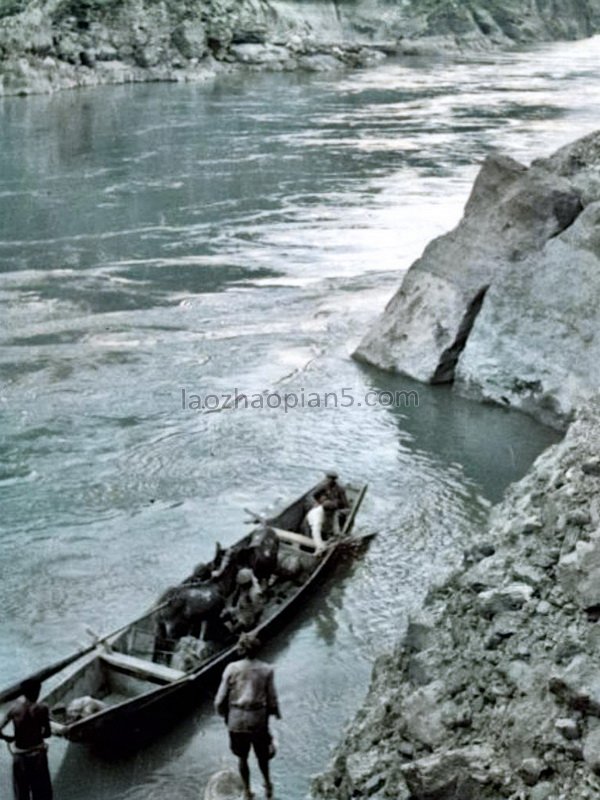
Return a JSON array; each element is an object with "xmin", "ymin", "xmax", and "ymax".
[
  {"xmin": 456, "ymin": 200, "xmax": 600, "ymax": 428},
  {"xmin": 229, "ymin": 42, "xmax": 291, "ymax": 66},
  {"xmin": 583, "ymin": 727, "xmax": 600, "ymax": 774},
  {"xmin": 354, "ymin": 130, "xmax": 600, "ymax": 429},
  {"xmin": 477, "ymin": 582, "xmax": 533, "ymax": 617},
  {"xmin": 400, "ymin": 745, "xmax": 498, "ymax": 800},
  {"xmin": 550, "ymin": 655, "xmax": 600, "ymax": 715},
  {"xmin": 555, "ymin": 717, "xmax": 581, "ymax": 740},
  {"xmin": 353, "ymin": 153, "xmax": 581, "ymax": 384},
  {"xmin": 461, "ymin": 554, "xmax": 506, "ymax": 591},
  {"xmin": 400, "ymin": 681, "xmax": 449, "ymax": 747},
  {"xmin": 402, "ymin": 613, "xmax": 436, "ymax": 652},
  {"xmin": 557, "ymin": 530, "xmax": 600, "ymax": 610}
]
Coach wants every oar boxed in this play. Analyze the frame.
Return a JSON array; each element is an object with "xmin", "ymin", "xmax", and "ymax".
[
  {"xmin": 243, "ymin": 507, "xmax": 267, "ymax": 524},
  {"xmin": 0, "ymin": 601, "xmax": 169, "ymax": 706},
  {"xmin": 329, "ymin": 529, "xmax": 377, "ymax": 550}
]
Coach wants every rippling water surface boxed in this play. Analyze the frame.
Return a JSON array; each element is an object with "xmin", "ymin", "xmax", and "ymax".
[{"xmin": 2, "ymin": 34, "xmax": 599, "ymax": 799}]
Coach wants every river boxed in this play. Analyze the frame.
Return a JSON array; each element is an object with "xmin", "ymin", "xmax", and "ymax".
[{"xmin": 1, "ymin": 34, "xmax": 599, "ymax": 799}]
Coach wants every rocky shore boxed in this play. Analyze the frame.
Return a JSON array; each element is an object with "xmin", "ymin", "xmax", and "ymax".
[
  {"xmin": 312, "ymin": 128, "xmax": 600, "ymax": 799},
  {"xmin": 313, "ymin": 398, "xmax": 600, "ymax": 800},
  {"xmin": 355, "ymin": 130, "xmax": 600, "ymax": 431},
  {"xmin": 2, "ymin": 0, "xmax": 600, "ymax": 96}
]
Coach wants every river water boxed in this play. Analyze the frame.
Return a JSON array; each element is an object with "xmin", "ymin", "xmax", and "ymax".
[{"xmin": 1, "ymin": 33, "xmax": 599, "ymax": 799}]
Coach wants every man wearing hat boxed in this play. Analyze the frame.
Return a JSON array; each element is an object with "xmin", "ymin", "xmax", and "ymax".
[
  {"xmin": 305, "ymin": 471, "xmax": 350, "ymax": 549},
  {"xmin": 321, "ymin": 471, "xmax": 349, "ymax": 517},
  {"xmin": 215, "ymin": 633, "xmax": 280, "ymax": 800},
  {"xmin": 224, "ymin": 568, "xmax": 264, "ymax": 633}
]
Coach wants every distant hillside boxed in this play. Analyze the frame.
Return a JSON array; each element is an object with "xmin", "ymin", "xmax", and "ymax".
[{"xmin": 1, "ymin": 0, "xmax": 600, "ymax": 95}]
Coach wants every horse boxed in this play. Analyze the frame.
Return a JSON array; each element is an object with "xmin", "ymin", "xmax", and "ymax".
[
  {"xmin": 218, "ymin": 526, "xmax": 279, "ymax": 588},
  {"xmin": 247, "ymin": 526, "xmax": 279, "ymax": 586},
  {"xmin": 153, "ymin": 543, "xmax": 238, "ymax": 663},
  {"xmin": 153, "ymin": 529, "xmax": 280, "ymax": 664}
]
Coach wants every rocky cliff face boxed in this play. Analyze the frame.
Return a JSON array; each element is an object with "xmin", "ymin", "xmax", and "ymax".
[
  {"xmin": 2, "ymin": 0, "xmax": 600, "ymax": 95},
  {"xmin": 355, "ymin": 130, "xmax": 600, "ymax": 430},
  {"xmin": 317, "ymin": 132, "xmax": 600, "ymax": 800},
  {"xmin": 313, "ymin": 398, "xmax": 600, "ymax": 800}
]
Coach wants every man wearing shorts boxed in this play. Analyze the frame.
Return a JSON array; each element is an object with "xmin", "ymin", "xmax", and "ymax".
[
  {"xmin": 215, "ymin": 633, "xmax": 280, "ymax": 799},
  {"xmin": 0, "ymin": 678, "xmax": 53, "ymax": 800}
]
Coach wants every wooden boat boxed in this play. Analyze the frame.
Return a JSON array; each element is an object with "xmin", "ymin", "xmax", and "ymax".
[{"xmin": 37, "ymin": 481, "xmax": 368, "ymax": 745}]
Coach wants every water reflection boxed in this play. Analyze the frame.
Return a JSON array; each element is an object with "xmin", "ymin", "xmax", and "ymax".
[
  {"xmin": 306, "ymin": 557, "xmax": 363, "ymax": 649},
  {"xmin": 359, "ymin": 363, "xmax": 561, "ymax": 503}
]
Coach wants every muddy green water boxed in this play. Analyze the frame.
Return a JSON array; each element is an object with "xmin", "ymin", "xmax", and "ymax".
[{"xmin": 2, "ymin": 34, "xmax": 599, "ymax": 799}]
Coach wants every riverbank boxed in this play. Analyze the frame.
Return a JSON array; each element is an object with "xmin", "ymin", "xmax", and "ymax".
[
  {"xmin": 1, "ymin": 0, "xmax": 600, "ymax": 96},
  {"xmin": 313, "ymin": 397, "xmax": 600, "ymax": 799},
  {"xmin": 312, "ymin": 125, "xmax": 600, "ymax": 799}
]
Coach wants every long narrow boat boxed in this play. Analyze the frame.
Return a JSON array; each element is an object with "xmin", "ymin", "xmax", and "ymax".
[{"xmin": 37, "ymin": 481, "xmax": 368, "ymax": 745}]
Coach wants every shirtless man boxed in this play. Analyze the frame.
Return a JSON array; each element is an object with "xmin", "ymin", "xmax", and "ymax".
[{"xmin": 0, "ymin": 678, "xmax": 53, "ymax": 800}]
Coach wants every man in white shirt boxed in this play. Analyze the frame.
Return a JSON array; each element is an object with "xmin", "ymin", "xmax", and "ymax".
[{"xmin": 305, "ymin": 470, "xmax": 350, "ymax": 550}]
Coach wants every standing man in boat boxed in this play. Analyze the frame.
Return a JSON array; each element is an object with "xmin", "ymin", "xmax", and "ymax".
[
  {"xmin": 0, "ymin": 678, "xmax": 53, "ymax": 800},
  {"xmin": 305, "ymin": 470, "xmax": 350, "ymax": 548},
  {"xmin": 215, "ymin": 633, "xmax": 280, "ymax": 800}
]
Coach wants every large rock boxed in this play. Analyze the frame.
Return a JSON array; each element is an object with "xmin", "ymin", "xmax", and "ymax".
[
  {"xmin": 477, "ymin": 582, "xmax": 533, "ymax": 617},
  {"xmin": 550, "ymin": 655, "xmax": 600, "ymax": 715},
  {"xmin": 456, "ymin": 200, "xmax": 600, "ymax": 428},
  {"xmin": 229, "ymin": 42, "xmax": 292, "ymax": 66},
  {"xmin": 400, "ymin": 682, "xmax": 449, "ymax": 747},
  {"xmin": 557, "ymin": 529, "xmax": 600, "ymax": 610},
  {"xmin": 355, "ymin": 130, "xmax": 600, "ymax": 429},
  {"xmin": 400, "ymin": 745, "xmax": 499, "ymax": 800},
  {"xmin": 583, "ymin": 728, "xmax": 600, "ymax": 774},
  {"xmin": 354, "ymin": 152, "xmax": 581, "ymax": 383}
]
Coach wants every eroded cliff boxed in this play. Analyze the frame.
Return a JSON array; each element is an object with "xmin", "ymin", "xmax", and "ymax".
[
  {"xmin": 355, "ymin": 130, "xmax": 600, "ymax": 430},
  {"xmin": 2, "ymin": 0, "xmax": 600, "ymax": 95},
  {"xmin": 313, "ymin": 398, "xmax": 600, "ymax": 800}
]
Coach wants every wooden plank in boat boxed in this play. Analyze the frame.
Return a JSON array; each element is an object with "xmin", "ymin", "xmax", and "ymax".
[
  {"xmin": 272, "ymin": 527, "xmax": 317, "ymax": 550},
  {"xmin": 100, "ymin": 652, "xmax": 185, "ymax": 684}
]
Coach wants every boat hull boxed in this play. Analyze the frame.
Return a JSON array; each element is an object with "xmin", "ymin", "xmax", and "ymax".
[{"xmin": 44, "ymin": 482, "xmax": 368, "ymax": 745}]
